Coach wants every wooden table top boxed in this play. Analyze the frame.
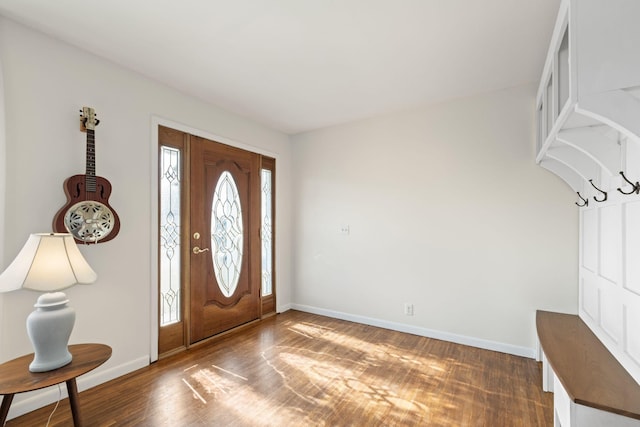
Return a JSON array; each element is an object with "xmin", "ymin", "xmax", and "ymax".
[
  {"xmin": 536, "ymin": 310, "xmax": 640, "ymax": 420},
  {"xmin": 0, "ymin": 344, "xmax": 111, "ymax": 395}
]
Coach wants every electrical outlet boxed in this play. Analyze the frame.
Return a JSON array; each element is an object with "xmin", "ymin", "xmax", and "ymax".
[
  {"xmin": 340, "ymin": 224, "xmax": 350, "ymax": 235},
  {"xmin": 404, "ymin": 303, "xmax": 414, "ymax": 316}
]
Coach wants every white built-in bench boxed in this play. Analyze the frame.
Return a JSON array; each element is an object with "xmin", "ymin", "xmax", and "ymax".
[{"xmin": 537, "ymin": 310, "xmax": 640, "ymax": 426}]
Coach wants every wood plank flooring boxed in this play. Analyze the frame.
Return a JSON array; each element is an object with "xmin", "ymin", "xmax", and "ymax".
[{"xmin": 6, "ymin": 310, "xmax": 552, "ymax": 426}]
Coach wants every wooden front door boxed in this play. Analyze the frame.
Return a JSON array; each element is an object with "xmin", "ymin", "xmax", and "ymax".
[{"xmin": 189, "ymin": 135, "xmax": 261, "ymax": 343}]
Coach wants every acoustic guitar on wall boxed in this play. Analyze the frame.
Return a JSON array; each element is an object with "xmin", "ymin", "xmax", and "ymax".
[{"xmin": 53, "ymin": 107, "xmax": 120, "ymax": 243}]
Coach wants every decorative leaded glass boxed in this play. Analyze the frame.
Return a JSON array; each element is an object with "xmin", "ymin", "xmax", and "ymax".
[
  {"xmin": 211, "ymin": 171, "xmax": 243, "ymax": 297},
  {"xmin": 261, "ymin": 169, "xmax": 273, "ymax": 297},
  {"xmin": 160, "ymin": 146, "xmax": 181, "ymax": 326}
]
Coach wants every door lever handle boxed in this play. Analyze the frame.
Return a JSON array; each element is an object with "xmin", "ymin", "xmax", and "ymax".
[{"xmin": 192, "ymin": 246, "xmax": 210, "ymax": 254}]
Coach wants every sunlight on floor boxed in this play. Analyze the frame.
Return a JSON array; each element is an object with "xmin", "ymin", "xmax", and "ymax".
[
  {"xmin": 6, "ymin": 311, "xmax": 552, "ymax": 426},
  {"xmin": 177, "ymin": 320, "xmax": 457, "ymax": 425}
]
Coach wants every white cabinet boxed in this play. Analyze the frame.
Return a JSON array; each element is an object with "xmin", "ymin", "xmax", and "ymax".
[
  {"xmin": 537, "ymin": 0, "xmax": 640, "ymax": 393},
  {"xmin": 536, "ymin": 0, "xmax": 640, "ymax": 197}
]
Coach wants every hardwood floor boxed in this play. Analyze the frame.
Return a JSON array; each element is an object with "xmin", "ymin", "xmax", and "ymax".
[{"xmin": 7, "ymin": 310, "xmax": 552, "ymax": 426}]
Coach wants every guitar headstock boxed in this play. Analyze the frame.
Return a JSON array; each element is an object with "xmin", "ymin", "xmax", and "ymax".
[{"xmin": 79, "ymin": 107, "xmax": 100, "ymax": 132}]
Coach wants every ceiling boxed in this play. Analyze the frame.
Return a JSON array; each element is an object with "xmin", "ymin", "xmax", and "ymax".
[{"xmin": 0, "ymin": 0, "xmax": 560, "ymax": 134}]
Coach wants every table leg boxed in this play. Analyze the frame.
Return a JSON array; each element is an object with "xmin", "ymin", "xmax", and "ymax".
[
  {"xmin": 0, "ymin": 394, "xmax": 14, "ymax": 425},
  {"xmin": 66, "ymin": 378, "xmax": 83, "ymax": 427}
]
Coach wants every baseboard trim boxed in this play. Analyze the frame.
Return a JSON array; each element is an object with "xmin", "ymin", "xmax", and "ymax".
[
  {"xmin": 276, "ymin": 302, "xmax": 293, "ymax": 313},
  {"xmin": 7, "ymin": 355, "xmax": 149, "ymax": 420},
  {"xmin": 290, "ymin": 304, "xmax": 536, "ymax": 359}
]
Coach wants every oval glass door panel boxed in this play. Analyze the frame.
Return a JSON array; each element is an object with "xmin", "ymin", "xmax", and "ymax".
[{"xmin": 211, "ymin": 171, "xmax": 243, "ymax": 297}]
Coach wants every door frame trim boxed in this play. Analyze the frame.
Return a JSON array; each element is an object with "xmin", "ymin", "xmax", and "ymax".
[{"xmin": 150, "ymin": 116, "xmax": 279, "ymax": 362}]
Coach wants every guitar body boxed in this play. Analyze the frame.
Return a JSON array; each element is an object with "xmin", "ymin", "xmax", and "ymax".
[
  {"xmin": 52, "ymin": 107, "xmax": 120, "ymax": 244},
  {"xmin": 53, "ymin": 174, "xmax": 120, "ymax": 243}
]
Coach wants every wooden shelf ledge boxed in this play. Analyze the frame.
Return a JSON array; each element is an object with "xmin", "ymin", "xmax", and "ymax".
[{"xmin": 536, "ymin": 310, "xmax": 640, "ymax": 420}]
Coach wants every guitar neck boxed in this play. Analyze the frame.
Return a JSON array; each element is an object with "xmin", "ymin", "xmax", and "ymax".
[{"xmin": 86, "ymin": 129, "xmax": 96, "ymax": 192}]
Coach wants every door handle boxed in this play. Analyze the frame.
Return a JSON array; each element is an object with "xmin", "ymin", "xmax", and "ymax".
[{"xmin": 192, "ymin": 246, "xmax": 210, "ymax": 254}]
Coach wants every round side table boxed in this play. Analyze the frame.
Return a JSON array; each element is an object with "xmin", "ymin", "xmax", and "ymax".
[{"xmin": 0, "ymin": 343, "xmax": 111, "ymax": 426}]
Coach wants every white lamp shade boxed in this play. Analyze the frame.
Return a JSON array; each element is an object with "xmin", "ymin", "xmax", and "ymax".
[{"xmin": 0, "ymin": 233, "xmax": 97, "ymax": 292}]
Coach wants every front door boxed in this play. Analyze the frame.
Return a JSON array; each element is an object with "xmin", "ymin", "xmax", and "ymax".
[{"xmin": 189, "ymin": 135, "xmax": 261, "ymax": 343}]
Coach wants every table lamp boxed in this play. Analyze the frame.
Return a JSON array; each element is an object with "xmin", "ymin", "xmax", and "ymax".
[{"xmin": 0, "ymin": 233, "xmax": 97, "ymax": 372}]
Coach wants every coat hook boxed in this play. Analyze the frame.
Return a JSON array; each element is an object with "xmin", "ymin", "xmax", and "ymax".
[
  {"xmin": 589, "ymin": 179, "xmax": 608, "ymax": 202},
  {"xmin": 575, "ymin": 192, "xmax": 589, "ymax": 207},
  {"xmin": 617, "ymin": 171, "xmax": 640, "ymax": 195}
]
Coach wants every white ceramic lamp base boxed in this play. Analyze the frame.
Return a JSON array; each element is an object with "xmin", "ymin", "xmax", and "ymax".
[{"xmin": 26, "ymin": 292, "xmax": 75, "ymax": 372}]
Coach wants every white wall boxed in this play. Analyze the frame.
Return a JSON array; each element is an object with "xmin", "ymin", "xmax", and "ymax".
[
  {"xmin": 0, "ymin": 17, "xmax": 293, "ymax": 417},
  {"xmin": 291, "ymin": 84, "xmax": 578, "ymax": 355}
]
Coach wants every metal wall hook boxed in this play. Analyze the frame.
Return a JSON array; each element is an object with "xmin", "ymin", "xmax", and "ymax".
[
  {"xmin": 617, "ymin": 171, "xmax": 640, "ymax": 195},
  {"xmin": 589, "ymin": 179, "xmax": 608, "ymax": 202},
  {"xmin": 575, "ymin": 192, "xmax": 589, "ymax": 207}
]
